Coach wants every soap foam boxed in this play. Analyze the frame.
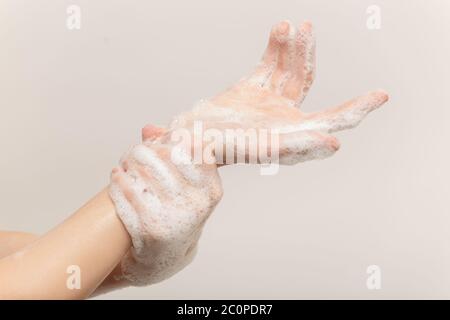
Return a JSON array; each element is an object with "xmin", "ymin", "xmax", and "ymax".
[
  {"xmin": 109, "ymin": 141, "xmax": 222, "ymax": 286},
  {"xmin": 131, "ymin": 144, "xmax": 179, "ymax": 192}
]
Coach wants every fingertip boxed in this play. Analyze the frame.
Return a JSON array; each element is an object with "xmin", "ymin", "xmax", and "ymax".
[
  {"xmin": 327, "ymin": 135, "xmax": 340, "ymax": 152},
  {"xmin": 279, "ymin": 20, "xmax": 292, "ymax": 32},
  {"xmin": 141, "ymin": 124, "xmax": 167, "ymax": 142},
  {"xmin": 313, "ymin": 132, "xmax": 340, "ymax": 152},
  {"xmin": 377, "ymin": 89, "xmax": 390, "ymax": 103},
  {"xmin": 274, "ymin": 20, "xmax": 293, "ymax": 42},
  {"xmin": 300, "ymin": 20, "xmax": 313, "ymax": 32},
  {"xmin": 364, "ymin": 90, "xmax": 390, "ymax": 113},
  {"xmin": 111, "ymin": 166, "xmax": 124, "ymax": 182},
  {"xmin": 368, "ymin": 89, "xmax": 389, "ymax": 103}
]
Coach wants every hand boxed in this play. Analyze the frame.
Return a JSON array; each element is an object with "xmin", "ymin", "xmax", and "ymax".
[
  {"xmin": 109, "ymin": 125, "xmax": 223, "ymax": 285},
  {"xmin": 170, "ymin": 21, "xmax": 389, "ymax": 165}
]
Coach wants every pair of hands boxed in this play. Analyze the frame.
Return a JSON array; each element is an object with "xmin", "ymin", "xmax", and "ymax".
[{"xmin": 112, "ymin": 21, "xmax": 388, "ymax": 285}]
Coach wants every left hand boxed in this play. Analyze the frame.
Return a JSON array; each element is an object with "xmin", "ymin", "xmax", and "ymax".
[{"xmin": 170, "ymin": 21, "xmax": 389, "ymax": 165}]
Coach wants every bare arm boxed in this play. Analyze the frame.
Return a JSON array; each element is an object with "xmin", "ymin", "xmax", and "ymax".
[
  {"xmin": 0, "ymin": 189, "xmax": 131, "ymax": 299},
  {"xmin": 0, "ymin": 231, "xmax": 37, "ymax": 258}
]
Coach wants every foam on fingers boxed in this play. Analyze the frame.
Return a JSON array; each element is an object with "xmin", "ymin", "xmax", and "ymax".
[
  {"xmin": 109, "ymin": 141, "xmax": 223, "ymax": 286},
  {"xmin": 247, "ymin": 22, "xmax": 282, "ymax": 86},
  {"xmin": 278, "ymin": 130, "xmax": 340, "ymax": 165},
  {"xmin": 131, "ymin": 144, "xmax": 179, "ymax": 192},
  {"xmin": 269, "ymin": 20, "xmax": 296, "ymax": 92},
  {"xmin": 292, "ymin": 90, "xmax": 389, "ymax": 133},
  {"xmin": 296, "ymin": 21, "xmax": 315, "ymax": 104}
]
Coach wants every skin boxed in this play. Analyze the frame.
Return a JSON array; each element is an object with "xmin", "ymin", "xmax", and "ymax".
[
  {"xmin": 168, "ymin": 21, "xmax": 388, "ymax": 164},
  {"xmin": 110, "ymin": 132, "xmax": 222, "ymax": 285},
  {"xmin": 0, "ymin": 189, "xmax": 130, "ymax": 299},
  {"xmin": 0, "ymin": 21, "xmax": 389, "ymax": 299}
]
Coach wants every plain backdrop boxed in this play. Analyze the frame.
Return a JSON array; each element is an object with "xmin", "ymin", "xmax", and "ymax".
[{"xmin": 1, "ymin": 0, "xmax": 449, "ymax": 299}]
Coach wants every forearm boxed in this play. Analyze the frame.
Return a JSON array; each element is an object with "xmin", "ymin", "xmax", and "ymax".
[
  {"xmin": 0, "ymin": 188, "xmax": 131, "ymax": 299},
  {"xmin": 0, "ymin": 231, "xmax": 37, "ymax": 258}
]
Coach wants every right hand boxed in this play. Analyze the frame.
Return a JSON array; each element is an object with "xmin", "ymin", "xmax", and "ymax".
[{"xmin": 110, "ymin": 125, "xmax": 223, "ymax": 285}]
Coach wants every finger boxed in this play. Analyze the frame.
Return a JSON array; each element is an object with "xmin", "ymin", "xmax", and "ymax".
[
  {"xmin": 216, "ymin": 128, "xmax": 339, "ymax": 165},
  {"xmin": 141, "ymin": 124, "xmax": 167, "ymax": 142},
  {"xmin": 277, "ymin": 130, "xmax": 339, "ymax": 165},
  {"xmin": 132, "ymin": 143, "xmax": 210, "ymax": 198},
  {"xmin": 168, "ymin": 144, "xmax": 204, "ymax": 185},
  {"xmin": 110, "ymin": 167, "xmax": 158, "ymax": 253},
  {"xmin": 297, "ymin": 21, "xmax": 315, "ymax": 104},
  {"xmin": 301, "ymin": 90, "xmax": 389, "ymax": 133},
  {"xmin": 269, "ymin": 20, "xmax": 296, "ymax": 92},
  {"xmin": 282, "ymin": 21, "xmax": 315, "ymax": 105},
  {"xmin": 111, "ymin": 167, "xmax": 148, "ymax": 213},
  {"xmin": 130, "ymin": 161, "xmax": 169, "ymax": 202},
  {"xmin": 130, "ymin": 144, "xmax": 180, "ymax": 192},
  {"xmin": 123, "ymin": 145, "xmax": 188, "ymax": 203},
  {"xmin": 247, "ymin": 22, "xmax": 282, "ymax": 86}
]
